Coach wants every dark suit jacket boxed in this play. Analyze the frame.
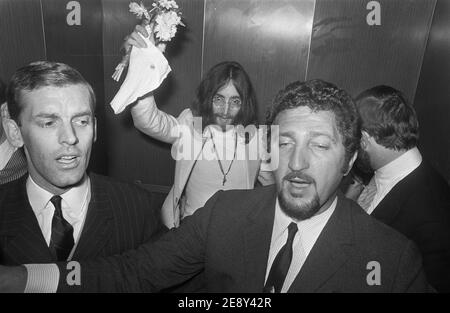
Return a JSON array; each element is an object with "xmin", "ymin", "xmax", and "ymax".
[
  {"xmin": 0, "ymin": 148, "xmax": 27, "ymax": 185},
  {"xmin": 0, "ymin": 173, "xmax": 166, "ymax": 266},
  {"xmin": 57, "ymin": 185, "xmax": 429, "ymax": 293},
  {"xmin": 371, "ymin": 161, "xmax": 450, "ymax": 292}
]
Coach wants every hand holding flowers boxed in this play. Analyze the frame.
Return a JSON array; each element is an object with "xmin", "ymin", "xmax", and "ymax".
[{"xmin": 112, "ymin": 0, "xmax": 184, "ymax": 81}]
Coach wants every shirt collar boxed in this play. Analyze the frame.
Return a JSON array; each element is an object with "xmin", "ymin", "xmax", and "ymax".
[
  {"xmin": 26, "ymin": 174, "xmax": 90, "ymax": 217},
  {"xmin": 375, "ymin": 147, "xmax": 422, "ymax": 184},
  {"xmin": 273, "ymin": 195, "xmax": 337, "ymax": 238}
]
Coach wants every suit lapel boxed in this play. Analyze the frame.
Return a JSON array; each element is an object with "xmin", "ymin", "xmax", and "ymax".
[
  {"xmin": 288, "ymin": 195, "xmax": 354, "ymax": 292},
  {"xmin": 71, "ymin": 175, "xmax": 113, "ymax": 260},
  {"xmin": 0, "ymin": 177, "xmax": 54, "ymax": 263},
  {"xmin": 243, "ymin": 186, "xmax": 277, "ymax": 292}
]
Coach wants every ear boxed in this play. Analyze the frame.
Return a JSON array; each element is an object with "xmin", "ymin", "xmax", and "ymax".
[
  {"xmin": 344, "ymin": 151, "xmax": 358, "ymax": 176},
  {"xmin": 3, "ymin": 118, "xmax": 24, "ymax": 148},
  {"xmin": 360, "ymin": 131, "xmax": 371, "ymax": 150}
]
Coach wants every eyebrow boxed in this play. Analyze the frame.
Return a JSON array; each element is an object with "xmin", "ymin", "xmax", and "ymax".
[
  {"xmin": 309, "ymin": 131, "xmax": 337, "ymax": 143},
  {"xmin": 34, "ymin": 111, "xmax": 93, "ymax": 119},
  {"xmin": 214, "ymin": 93, "xmax": 240, "ymax": 99},
  {"xmin": 279, "ymin": 130, "xmax": 337, "ymax": 143}
]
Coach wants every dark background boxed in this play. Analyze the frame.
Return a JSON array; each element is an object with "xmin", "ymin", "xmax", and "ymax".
[{"xmin": 1, "ymin": 0, "xmax": 448, "ymax": 191}]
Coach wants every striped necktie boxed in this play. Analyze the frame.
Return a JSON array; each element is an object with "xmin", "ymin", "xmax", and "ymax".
[
  {"xmin": 357, "ymin": 177, "xmax": 377, "ymax": 211},
  {"xmin": 49, "ymin": 195, "xmax": 74, "ymax": 261}
]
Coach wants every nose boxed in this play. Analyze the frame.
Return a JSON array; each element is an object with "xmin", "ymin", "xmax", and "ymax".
[
  {"xmin": 288, "ymin": 145, "xmax": 309, "ymax": 171},
  {"xmin": 221, "ymin": 101, "xmax": 230, "ymax": 116},
  {"xmin": 59, "ymin": 122, "xmax": 78, "ymax": 146}
]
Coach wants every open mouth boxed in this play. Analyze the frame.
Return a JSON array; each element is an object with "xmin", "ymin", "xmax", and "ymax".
[
  {"xmin": 56, "ymin": 155, "xmax": 80, "ymax": 168},
  {"xmin": 287, "ymin": 178, "xmax": 311, "ymax": 188}
]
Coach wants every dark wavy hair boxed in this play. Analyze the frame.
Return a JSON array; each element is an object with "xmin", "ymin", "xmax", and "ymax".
[
  {"xmin": 355, "ymin": 85, "xmax": 419, "ymax": 150},
  {"xmin": 6, "ymin": 61, "xmax": 96, "ymax": 125},
  {"xmin": 266, "ymin": 79, "xmax": 361, "ymax": 171},
  {"xmin": 191, "ymin": 61, "xmax": 258, "ymax": 130}
]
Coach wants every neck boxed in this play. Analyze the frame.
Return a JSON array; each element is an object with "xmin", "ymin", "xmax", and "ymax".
[{"xmin": 374, "ymin": 146, "xmax": 409, "ymax": 170}]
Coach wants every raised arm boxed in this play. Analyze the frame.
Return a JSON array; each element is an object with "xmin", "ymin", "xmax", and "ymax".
[{"xmin": 131, "ymin": 95, "xmax": 180, "ymax": 144}]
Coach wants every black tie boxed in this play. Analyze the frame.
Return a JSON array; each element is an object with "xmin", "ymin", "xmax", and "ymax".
[
  {"xmin": 49, "ymin": 195, "xmax": 74, "ymax": 261},
  {"xmin": 264, "ymin": 222, "xmax": 298, "ymax": 293}
]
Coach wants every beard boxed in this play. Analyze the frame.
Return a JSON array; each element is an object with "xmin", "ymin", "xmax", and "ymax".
[
  {"xmin": 277, "ymin": 172, "xmax": 321, "ymax": 221},
  {"xmin": 355, "ymin": 148, "xmax": 373, "ymax": 174}
]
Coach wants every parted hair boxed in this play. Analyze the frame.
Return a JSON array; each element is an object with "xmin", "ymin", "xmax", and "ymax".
[{"xmin": 6, "ymin": 61, "xmax": 96, "ymax": 124}]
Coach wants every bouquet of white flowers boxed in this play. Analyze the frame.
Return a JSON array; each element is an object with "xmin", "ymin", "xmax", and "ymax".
[{"xmin": 112, "ymin": 0, "xmax": 184, "ymax": 81}]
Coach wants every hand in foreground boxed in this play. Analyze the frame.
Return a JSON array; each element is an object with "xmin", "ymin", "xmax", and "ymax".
[
  {"xmin": 0, "ymin": 265, "xmax": 27, "ymax": 293},
  {"xmin": 344, "ymin": 175, "xmax": 365, "ymax": 201},
  {"xmin": 123, "ymin": 23, "xmax": 166, "ymax": 53}
]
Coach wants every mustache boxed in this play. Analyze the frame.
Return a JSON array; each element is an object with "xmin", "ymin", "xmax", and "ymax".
[
  {"xmin": 283, "ymin": 171, "xmax": 315, "ymax": 184},
  {"xmin": 215, "ymin": 114, "xmax": 234, "ymax": 119}
]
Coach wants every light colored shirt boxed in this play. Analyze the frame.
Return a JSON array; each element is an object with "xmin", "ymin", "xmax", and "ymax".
[
  {"xmin": 265, "ymin": 197, "xmax": 336, "ymax": 292},
  {"xmin": 24, "ymin": 174, "xmax": 91, "ymax": 293},
  {"xmin": 184, "ymin": 126, "xmax": 247, "ymax": 216},
  {"xmin": 366, "ymin": 147, "xmax": 422, "ymax": 215},
  {"xmin": 0, "ymin": 137, "xmax": 16, "ymax": 170}
]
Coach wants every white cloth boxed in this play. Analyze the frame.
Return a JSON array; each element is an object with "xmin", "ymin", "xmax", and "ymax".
[
  {"xmin": 265, "ymin": 197, "xmax": 337, "ymax": 292},
  {"xmin": 26, "ymin": 174, "xmax": 91, "ymax": 250},
  {"xmin": 366, "ymin": 147, "xmax": 422, "ymax": 215},
  {"xmin": 110, "ymin": 32, "xmax": 171, "ymax": 114},
  {"xmin": 0, "ymin": 138, "xmax": 16, "ymax": 170}
]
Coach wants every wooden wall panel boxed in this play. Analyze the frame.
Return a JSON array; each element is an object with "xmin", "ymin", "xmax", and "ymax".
[
  {"xmin": 41, "ymin": 0, "xmax": 107, "ymax": 174},
  {"xmin": 203, "ymin": 0, "xmax": 315, "ymax": 121},
  {"xmin": 0, "ymin": 0, "xmax": 46, "ymax": 83},
  {"xmin": 414, "ymin": 0, "xmax": 450, "ymax": 184},
  {"xmin": 307, "ymin": 0, "xmax": 436, "ymax": 103},
  {"xmin": 102, "ymin": 0, "xmax": 204, "ymax": 186}
]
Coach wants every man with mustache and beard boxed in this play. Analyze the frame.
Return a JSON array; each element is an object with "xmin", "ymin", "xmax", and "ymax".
[
  {"xmin": 349, "ymin": 85, "xmax": 450, "ymax": 292},
  {"xmin": 0, "ymin": 62, "xmax": 165, "ymax": 291},
  {"xmin": 0, "ymin": 79, "xmax": 430, "ymax": 293}
]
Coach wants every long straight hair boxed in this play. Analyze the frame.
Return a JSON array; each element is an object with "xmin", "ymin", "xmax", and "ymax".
[{"xmin": 191, "ymin": 61, "xmax": 258, "ymax": 131}]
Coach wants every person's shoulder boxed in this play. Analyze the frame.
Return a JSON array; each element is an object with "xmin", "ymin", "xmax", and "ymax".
[
  {"xmin": 0, "ymin": 175, "xmax": 25, "ymax": 193},
  {"xmin": 398, "ymin": 160, "xmax": 450, "ymax": 216},
  {"xmin": 209, "ymin": 185, "xmax": 277, "ymax": 216},
  {"xmin": 216, "ymin": 184, "xmax": 276, "ymax": 201},
  {"xmin": 341, "ymin": 196, "xmax": 413, "ymax": 247},
  {"xmin": 89, "ymin": 173, "xmax": 152, "ymax": 198}
]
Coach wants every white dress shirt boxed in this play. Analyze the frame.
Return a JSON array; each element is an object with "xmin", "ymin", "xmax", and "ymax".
[
  {"xmin": 0, "ymin": 137, "xmax": 16, "ymax": 170},
  {"xmin": 265, "ymin": 197, "xmax": 337, "ymax": 292},
  {"xmin": 366, "ymin": 147, "xmax": 422, "ymax": 215},
  {"xmin": 24, "ymin": 174, "xmax": 91, "ymax": 293}
]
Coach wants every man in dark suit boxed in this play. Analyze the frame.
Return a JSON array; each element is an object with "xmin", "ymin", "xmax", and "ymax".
[
  {"xmin": 0, "ymin": 61, "xmax": 165, "ymax": 289},
  {"xmin": 0, "ymin": 79, "xmax": 429, "ymax": 292},
  {"xmin": 349, "ymin": 85, "xmax": 450, "ymax": 292},
  {"xmin": 0, "ymin": 80, "xmax": 27, "ymax": 184}
]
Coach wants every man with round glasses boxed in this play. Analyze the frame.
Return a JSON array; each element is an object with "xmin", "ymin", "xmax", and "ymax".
[{"xmin": 126, "ymin": 26, "xmax": 273, "ymax": 229}]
